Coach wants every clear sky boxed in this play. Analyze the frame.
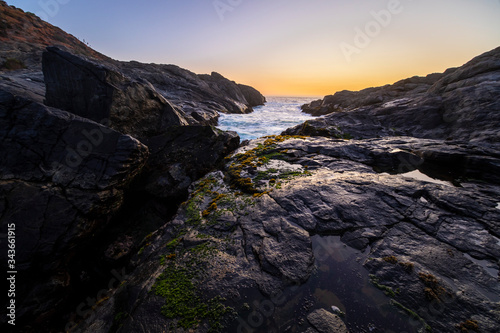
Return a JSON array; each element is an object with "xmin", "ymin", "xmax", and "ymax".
[{"xmin": 6, "ymin": 0, "xmax": 500, "ymax": 96}]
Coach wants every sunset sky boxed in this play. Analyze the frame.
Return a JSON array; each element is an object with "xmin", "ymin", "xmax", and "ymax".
[{"xmin": 6, "ymin": 0, "xmax": 500, "ymax": 96}]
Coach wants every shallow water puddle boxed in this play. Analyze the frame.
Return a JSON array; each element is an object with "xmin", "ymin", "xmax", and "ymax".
[
  {"xmin": 228, "ymin": 236, "xmax": 422, "ymax": 332},
  {"xmin": 309, "ymin": 236, "xmax": 419, "ymax": 333}
]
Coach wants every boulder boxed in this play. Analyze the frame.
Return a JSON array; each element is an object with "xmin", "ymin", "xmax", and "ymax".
[
  {"xmin": 43, "ymin": 47, "xmax": 189, "ymax": 139},
  {"xmin": 307, "ymin": 309, "xmax": 349, "ymax": 333},
  {"xmin": 0, "ymin": 88, "xmax": 148, "ymax": 327},
  {"xmin": 137, "ymin": 126, "xmax": 240, "ymax": 200},
  {"xmin": 238, "ymin": 83, "xmax": 267, "ymax": 106}
]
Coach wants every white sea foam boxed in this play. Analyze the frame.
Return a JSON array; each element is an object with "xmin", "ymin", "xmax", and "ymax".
[{"xmin": 217, "ymin": 96, "xmax": 317, "ymax": 140}]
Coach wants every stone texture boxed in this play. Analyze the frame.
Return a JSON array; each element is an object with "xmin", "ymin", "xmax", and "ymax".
[
  {"xmin": 0, "ymin": 88, "xmax": 148, "ymax": 326},
  {"xmin": 116, "ymin": 64, "xmax": 266, "ymax": 125},
  {"xmin": 307, "ymin": 309, "xmax": 349, "ymax": 333},
  {"xmin": 238, "ymin": 83, "xmax": 267, "ymax": 107},
  {"xmin": 137, "ymin": 126, "xmax": 240, "ymax": 200},
  {"xmin": 2, "ymin": 5, "xmax": 499, "ymax": 332},
  {"xmin": 43, "ymin": 47, "xmax": 189, "ymax": 139},
  {"xmin": 78, "ymin": 135, "xmax": 500, "ymax": 333}
]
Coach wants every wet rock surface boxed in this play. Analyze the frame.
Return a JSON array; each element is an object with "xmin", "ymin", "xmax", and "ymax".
[
  {"xmin": 76, "ymin": 134, "xmax": 500, "ymax": 333},
  {"xmin": 64, "ymin": 49, "xmax": 500, "ymax": 332}
]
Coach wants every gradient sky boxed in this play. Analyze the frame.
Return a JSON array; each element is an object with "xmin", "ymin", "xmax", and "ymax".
[{"xmin": 6, "ymin": 0, "xmax": 500, "ymax": 96}]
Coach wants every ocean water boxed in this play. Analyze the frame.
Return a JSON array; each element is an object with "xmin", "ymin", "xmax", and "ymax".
[{"xmin": 217, "ymin": 96, "xmax": 318, "ymax": 141}]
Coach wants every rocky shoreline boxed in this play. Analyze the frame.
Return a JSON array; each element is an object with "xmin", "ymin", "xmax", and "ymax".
[{"xmin": 1, "ymin": 2, "xmax": 500, "ymax": 332}]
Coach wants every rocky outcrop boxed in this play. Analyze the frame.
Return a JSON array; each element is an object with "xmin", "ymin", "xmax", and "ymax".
[
  {"xmin": 0, "ymin": 1, "xmax": 108, "ymax": 70},
  {"xmin": 120, "ymin": 63, "xmax": 266, "ymax": 125},
  {"xmin": 0, "ymin": 69, "xmax": 45, "ymax": 104},
  {"xmin": 1, "ymin": 1, "xmax": 267, "ymax": 127},
  {"xmin": 0, "ymin": 89, "xmax": 148, "ymax": 328},
  {"xmin": 43, "ymin": 47, "xmax": 190, "ymax": 139},
  {"xmin": 74, "ymin": 135, "xmax": 500, "ymax": 333},
  {"xmin": 42, "ymin": 47, "xmax": 267, "ymax": 130},
  {"xmin": 238, "ymin": 83, "xmax": 267, "ymax": 107},
  {"xmin": 295, "ymin": 47, "xmax": 500, "ymax": 144},
  {"xmin": 66, "ymin": 47, "xmax": 500, "ymax": 332},
  {"xmin": 3, "ymin": 4, "xmax": 499, "ymax": 333},
  {"xmin": 301, "ymin": 73, "xmax": 445, "ymax": 116}
]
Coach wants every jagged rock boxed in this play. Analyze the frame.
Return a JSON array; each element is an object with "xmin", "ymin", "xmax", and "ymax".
[
  {"xmin": 42, "ymin": 47, "xmax": 267, "ymax": 130},
  {"xmin": 3, "ymin": 5, "xmax": 500, "ymax": 333},
  {"xmin": 0, "ymin": 89, "xmax": 148, "ymax": 327},
  {"xmin": 115, "ymin": 64, "xmax": 266, "ymax": 125},
  {"xmin": 292, "ymin": 46, "xmax": 500, "ymax": 143},
  {"xmin": 301, "ymin": 73, "xmax": 444, "ymax": 116},
  {"xmin": 307, "ymin": 309, "xmax": 349, "ymax": 333},
  {"xmin": 43, "ymin": 47, "xmax": 189, "ymax": 139},
  {"xmin": 76, "ymin": 135, "xmax": 500, "ymax": 333},
  {"xmin": 197, "ymin": 71, "xmax": 255, "ymax": 113},
  {"xmin": 137, "ymin": 126, "xmax": 239, "ymax": 200},
  {"xmin": 2, "ymin": 1, "xmax": 267, "ymax": 127},
  {"xmin": 238, "ymin": 83, "xmax": 267, "ymax": 106}
]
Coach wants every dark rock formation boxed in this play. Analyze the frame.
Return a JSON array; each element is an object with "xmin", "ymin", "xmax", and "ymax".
[
  {"xmin": 120, "ymin": 63, "xmax": 266, "ymax": 125},
  {"xmin": 295, "ymin": 47, "xmax": 500, "ymax": 144},
  {"xmin": 72, "ymin": 48, "xmax": 500, "ymax": 333},
  {"xmin": 1, "ymin": 1, "xmax": 267, "ymax": 127},
  {"xmin": 238, "ymin": 83, "xmax": 267, "ymax": 107},
  {"xmin": 198, "ymin": 71, "xmax": 258, "ymax": 113},
  {"xmin": 1, "ymin": 17, "xmax": 250, "ymax": 331},
  {"xmin": 43, "ymin": 47, "xmax": 190, "ymax": 139},
  {"xmin": 3, "ymin": 4, "xmax": 499, "ymax": 333},
  {"xmin": 301, "ymin": 73, "xmax": 445, "ymax": 116},
  {"xmin": 42, "ymin": 47, "xmax": 267, "ymax": 129},
  {"xmin": 75, "ymin": 135, "xmax": 500, "ymax": 333},
  {"xmin": 138, "ymin": 126, "xmax": 240, "ymax": 200},
  {"xmin": 0, "ymin": 69, "xmax": 45, "ymax": 104},
  {"xmin": 0, "ymin": 88, "xmax": 148, "ymax": 328}
]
